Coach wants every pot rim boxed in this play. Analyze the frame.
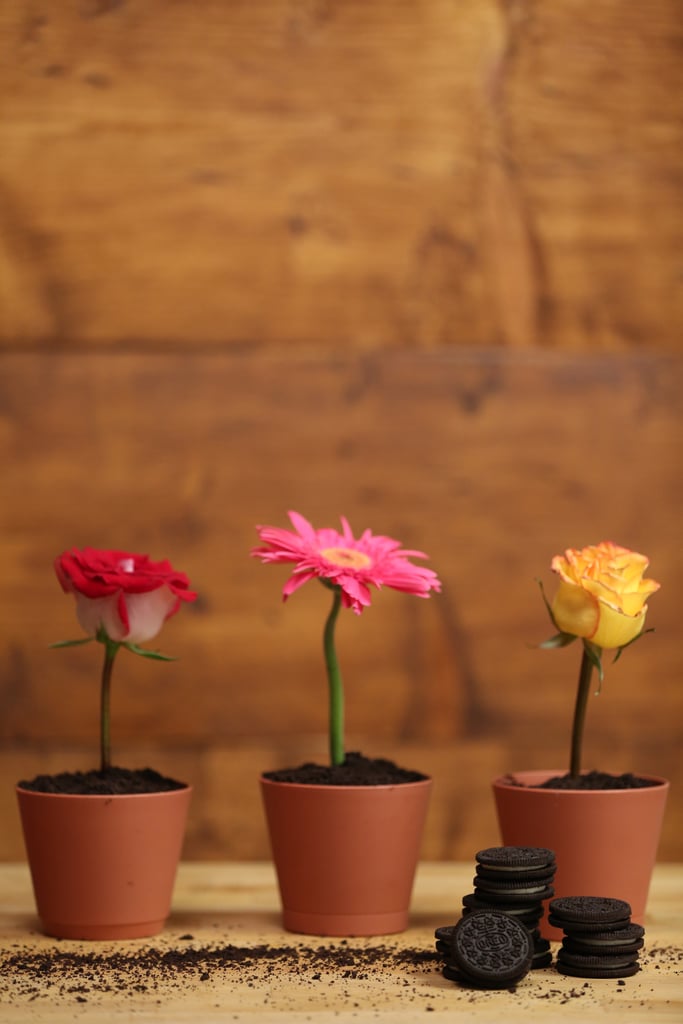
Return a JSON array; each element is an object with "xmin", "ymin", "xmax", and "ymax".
[
  {"xmin": 259, "ymin": 774, "xmax": 432, "ymax": 793},
  {"xmin": 492, "ymin": 769, "xmax": 669, "ymax": 793},
  {"xmin": 16, "ymin": 783, "xmax": 192, "ymax": 801}
]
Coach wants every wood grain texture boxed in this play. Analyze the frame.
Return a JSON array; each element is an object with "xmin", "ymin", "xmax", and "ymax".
[
  {"xmin": 0, "ymin": 1, "xmax": 681, "ymax": 864},
  {"xmin": 1, "ymin": 862, "xmax": 682, "ymax": 1019},
  {"xmin": 0, "ymin": 349, "xmax": 680, "ymax": 861},
  {"xmin": 0, "ymin": 0, "xmax": 681, "ymax": 349}
]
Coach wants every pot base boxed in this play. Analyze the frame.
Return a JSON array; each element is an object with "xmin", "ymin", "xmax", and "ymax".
[
  {"xmin": 41, "ymin": 918, "xmax": 166, "ymax": 941},
  {"xmin": 283, "ymin": 908, "xmax": 409, "ymax": 937}
]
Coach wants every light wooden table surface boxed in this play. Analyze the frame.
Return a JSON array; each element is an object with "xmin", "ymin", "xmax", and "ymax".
[{"xmin": 0, "ymin": 862, "xmax": 681, "ymax": 1022}]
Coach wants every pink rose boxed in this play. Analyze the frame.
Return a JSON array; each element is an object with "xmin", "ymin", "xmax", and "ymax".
[{"xmin": 55, "ymin": 548, "xmax": 197, "ymax": 644}]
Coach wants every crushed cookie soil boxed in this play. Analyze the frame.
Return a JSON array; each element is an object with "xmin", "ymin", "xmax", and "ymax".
[
  {"xmin": 2, "ymin": 934, "xmax": 676, "ymax": 1011},
  {"xmin": 262, "ymin": 751, "xmax": 429, "ymax": 786},
  {"xmin": 533, "ymin": 771, "xmax": 660, "ymax": 791},
  {"xmin": 17, "ymin": 766, "xmax": 187, "ymax": 795}
]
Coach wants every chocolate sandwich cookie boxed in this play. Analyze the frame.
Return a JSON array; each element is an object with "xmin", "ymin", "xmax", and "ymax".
[
  {"xmin": 562, "ymin": 934, "xmax": 644, "ymax": 958},
  {"xmin": 558, "ymin": 949, "xmax": 639, "ymax": 972},
  {"xmin": 562, "ymin": 921, "xmax": 644, "ymax": 947},
  {"xmin": 531, "ymin": 948, "xmax": 554, "ymax": 969},
  {"xmin": 529, "ymin": 932, "xmax": 553, "ymax": 969},
  {"xmin": 434, "ymin": 924, "xmax": 455, "ymax": 956},
  {"xmin": 462, "ymin": 893, "xmax": 544, "ymax": 927},
  {"xmin": 557, "ymin": 962, "xmax": 640, "ymax": 980},
  {"xmin": 475, "ymin": 847, "xmax": 556, "ymax": 873},
  {"xmin": 472, "ymin": 875, "xmax": 555, "ymax": 903},
  {"xmin": 475, "ymin": 864, "xmax": 556, "ymax": 885},
  {"xmin": 556, "ymin": 957, "xmax": 640, "ymax": 979},
  {"xmin": 548, "ymin": 912, "xmax": 632, "ymax": 933},
  {"xmin": 442, "ymin": 962, "xmax": 532, "ymax": 989},
  {"xmin": 548, "ymin": 896, "xmax": 632, "ymax": 929},
  {"xmin": 445, "ymin": 910, "xmax": 533, "ymax": 989},
  {"xmin": 435, "ymin": 920, "xmax": 552, "ymax": 969}
]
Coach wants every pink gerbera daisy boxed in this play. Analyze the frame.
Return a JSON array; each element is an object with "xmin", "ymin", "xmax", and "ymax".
[
  {"xmin": 251, "ymin": 510, "xmax": 441, "ymax": 614},
  {"xmin": 252, "ymin": 511, "xmax": 441, "ymax": 766}
]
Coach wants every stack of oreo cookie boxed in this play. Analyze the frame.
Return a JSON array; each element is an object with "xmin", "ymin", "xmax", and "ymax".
[
  {"xmin": 434, "ymin": 846, "xmax": 556, "ymax": 983},
  {"xmin": 466, "ymin": 846, "xmax": 556, "ymax": 969},
  {"xmin": 549, "ymin": 896, "xmax": 644, "ymax": 979}
]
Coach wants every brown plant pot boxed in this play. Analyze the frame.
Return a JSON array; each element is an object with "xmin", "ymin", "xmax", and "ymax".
[
  {"xmin": 492, "ymin": 770, "xmax": 669, "ymax": 940},
  {"xmin": 260, "ymin": 775, "xmax": 432, "ymax": 936},
  {"xmin": 16, "ymin": 784, "xmax": 192, "ymax": 940}
]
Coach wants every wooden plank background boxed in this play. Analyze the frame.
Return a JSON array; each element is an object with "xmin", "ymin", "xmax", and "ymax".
[{"xmin": 0, "ymin": 1, "xmax": 681, "ymax": 863}]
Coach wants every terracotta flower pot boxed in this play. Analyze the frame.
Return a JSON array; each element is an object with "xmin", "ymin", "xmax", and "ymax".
[
  {"xmin": 492, "ymin": 770, "xmax": 669, "ymax": 940},
  {"xmin": 260, "ymin": 775, "xmax": 432, "ymax": 936},
  {"xmin": 16, "ymin": 784, "xmax": 192, "ymax": 940}
]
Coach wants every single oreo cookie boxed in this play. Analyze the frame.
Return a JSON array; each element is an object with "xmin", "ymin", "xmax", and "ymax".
[
  {"xmin": 473, "ymin": 876, "xmax": 555, "ymax": 902},
  {"xmin": 472, "ymin": 887, "xmax": 554, "ymax": 906},
  {"xmin": 557, "ymin": 960, "xmax": 640, "ymax": 979},
  {"xmin": 462, "ymin": 893, "xmax": 544, "ymax": 925},
  {"xmin": 475, "ymin": 846, "xmax": 556, "ymax": 873},
  {"xmin": 549, "ymin": 896, "xmax": 632, "ymax": 926},
  {"xmin": 558, "ymin": 949, "xmax": 639, "ymax": 970},
  {"xmin": 475, "ymin": 864, "xmax": 557, "ymax": 885},
  {"xmin": 449, "ymin": 910, "xmax": 533, "ymax": 988},
  {"xmin": 563, "ymin": 936, "xmax": 644, "ymax": 958},
  {"xmin": 442, "ymin": 961, "xmax": 529, "ymax": 990},
  {"xmin": 548, "ymin": 913, "xmax": 632, "ymax": 934},
  {"xmin": 530, "ymin": 933, "xmax": 552, "ymax": 968},
  {"xmin": 562, "ymin": 922, "xmax": 644, "ymax": 948},
  {"xmin": 531, "ymin": 949, "xmax": 554, "ymax": 969},
  {"xmin": 462, "ymin": 897, "xmax": 540, "ymax": 921},
  {"xmin": 434, "ymin": 923, "xmax": 456, "ymax": 957}
]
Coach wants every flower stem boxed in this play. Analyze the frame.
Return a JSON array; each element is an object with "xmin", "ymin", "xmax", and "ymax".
[
  {"xmin": 100, "ymin": 636, "xmax": 120, "ymax": 773},
  {"xmin": 323, "ymin": 587, "xmax": 345, "ymax": 766},
  {"xmin": 570, "ymin": 646, "xmax": 594, "ymax": 777}
]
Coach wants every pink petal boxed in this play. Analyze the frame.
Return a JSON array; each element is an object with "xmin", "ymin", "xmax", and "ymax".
[{"xmin": 282, "ymin": 570, "xmax": 318, "ymax": 600}]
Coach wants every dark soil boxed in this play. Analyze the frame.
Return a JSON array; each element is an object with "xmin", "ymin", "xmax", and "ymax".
[
  {"xmin": 17, "ymin": 766, "xmax": 187, "ymax": 795},
  {"xmin": 3, "ymin": 937, "xmax": 679, "ymax": 1008},
  {"xmin": 262, "ymin": 751, "xmax": 429, "ymax": 786},
  {"xmin": 521, "ymin": 771, "xmax": 660, "ymax": 791},
  {"xmin": 0, "ymin": 940, "xmax": 439, "ymax": 1007}
]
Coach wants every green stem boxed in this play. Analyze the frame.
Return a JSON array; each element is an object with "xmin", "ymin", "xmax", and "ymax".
[
  {"xmin": 100, "ymin": 636, "xmax": 120, "ymax": 773},
  {"xmin": 323, "ymin": 587, "xmax": 345, "ymax": 766},
  {"xmin": 570, "ymin": 646, "xmax": 594, "ymax": 777}
]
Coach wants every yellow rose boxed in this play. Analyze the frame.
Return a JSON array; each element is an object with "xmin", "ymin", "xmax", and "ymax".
[{"xmin": 550, "ymin": 541, "xmax": 660, "ymax": 649}]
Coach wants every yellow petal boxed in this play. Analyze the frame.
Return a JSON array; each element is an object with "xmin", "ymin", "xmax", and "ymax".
[
  {"xmin": 592, "ymin": 604, "xmax": 646, "ymax": 649},
  {"xmin": 551, "ymin": 581, "xmax": 599, "ymax": 639}
]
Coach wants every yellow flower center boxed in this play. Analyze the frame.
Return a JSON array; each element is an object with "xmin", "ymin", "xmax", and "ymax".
[{"xmin": 320, "ymin": 546, "xmax": 372, "ymax": 570}]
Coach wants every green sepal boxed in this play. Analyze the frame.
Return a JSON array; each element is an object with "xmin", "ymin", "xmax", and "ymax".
[
  {"xmin": 319, "ymin": 578, "xmax": 341, "ymax": 594},
  {"xmin": 122, "ymin": 642, "xmax": 176, "ymax": 661},
  {"xmin": 49, "ymin": 637, "xmax": 94, "ymax": 649},
  {"xmin": 538, "ymin": 631, "xmax": 578, "ymax": 650},
  {"xmin": 536, "ymin": 578, "xmax": 559, "ymax": 630},
  {"xmin": 582, "ymin": 639, "xmax": 604, "ymax": 687},
  {"xmin": 613, "ymin": 627, "xmax": 655, "ymax": 664}
]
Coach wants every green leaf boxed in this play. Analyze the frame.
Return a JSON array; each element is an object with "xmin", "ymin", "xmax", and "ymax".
[
  {"xmin": 538, "ymin": 632, "xmax": 578, "ymax": 650},
  {"xmin": 582, "ymin": 639, "xmax": 604, "ymax": 686},
  {"xmin": 122, "ymin": 642, "xmax": 176, "ymax": 661},
  {"xmin": 49, "ymin": 637, "xmax": 94, "ymax": 649}
]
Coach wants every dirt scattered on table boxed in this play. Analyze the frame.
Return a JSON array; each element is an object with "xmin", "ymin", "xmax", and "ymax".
[{"xmin": 2, "ymin": 934, "xmax": 678, "ymax": 1011}]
